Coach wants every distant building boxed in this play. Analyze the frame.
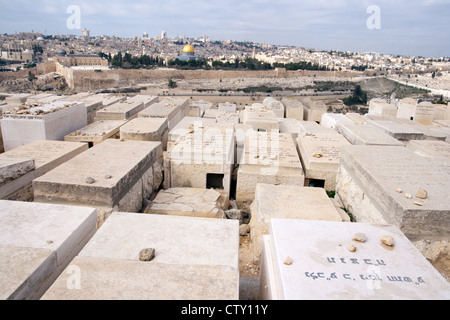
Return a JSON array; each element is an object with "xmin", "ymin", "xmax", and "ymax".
[
  {"xmin": 53, "ymin": 54, "xmax": 108, "ymax": 67},
  {"xmin": 176, "ymin": 44, "xmax": 201, "ymax": 61},
  {"xmin": 81, "ymin": 29, "xmax": 90, "ymax": 41},
  {"xmin": 1, "ymin": 41, "xmax": 34, "ymax": 62}
]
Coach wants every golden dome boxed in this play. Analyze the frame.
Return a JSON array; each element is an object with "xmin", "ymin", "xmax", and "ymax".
[{"xmin": 182, "ymin": 44, "xmax": 195, "ymax": 53}]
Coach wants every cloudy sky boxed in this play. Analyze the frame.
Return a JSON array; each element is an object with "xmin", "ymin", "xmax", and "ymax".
[{"xmin": 1, "ymin": 0, "xmax": 449, "ymax": 57}]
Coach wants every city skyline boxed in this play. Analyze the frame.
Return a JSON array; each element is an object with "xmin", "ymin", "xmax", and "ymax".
[{"xmin": 1, "ymin": 0, "xmax": 449, "ymax": 58}]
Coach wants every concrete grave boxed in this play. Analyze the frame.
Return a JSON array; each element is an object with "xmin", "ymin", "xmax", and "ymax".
[
  {"xmin": 297, "ymin": 127, "xmax": 351, "ymax": 191},
  {"xmin": 138, "ymin": 97, "xmax": 190, "ymax": 130},
  {"xmin": 77, "ymin": 94, "xmax": 126, "ymax": 124},
  {"xmin": 1, "ymin": 101, "xmax": 87, "ymax": 151},
  {"xmin": 0, "ymin": 200, "xmax": 97, "ymax": 300},
  {"xmin": 203, "ymin": 108, "xmax": 225, "ymax": 119},
  {"xmin": 300, "ymin": 98, "xmax": 327, "ymax": 122},
  {"xmin": 369, "ymin": 99, "xmax": 398, "ymax": 117},
  {"xmin": 335, "ymin": 123, "xmax": 404, "ymax": 146},
  {"xmin": 125, "ymin": 95, "xmax": 159, "ymax": 108},
  {"xmin": 216, "ymin": 112, "xmax": 239, "ymax": 124},
  {"xmin": 397, "ymin": 98, "xmax": 417, "ymax": 121},
  {"xmin": 144, "ymin": 187, "xmax": 226, "ymax": 218},
  {"xmin": 165, "ymin": 124, "xmax": 235, "ymax": 203},
  {"xmin": 414, "ymin": 102, "xmax": 435, "ymax": 126},
  {"xmin": 191, "ymin": 100, "xmax": 212, "ymax": 118},
  {"xmin": 167, "ymin": 116, "xmax": 217, "ymax": 150},
  {"xmin": 218, "ymin": 102, "xmax": 237, "ymax": 113},
  {"xmin": 64, "ymin": 120, "xmax": 127, "ymax": 146},
  {"xmin": 42, "ymin": 212, "xmax": 239, "ymax": 300},
  {"xmin": 336, "ymin": 145, "xmax": 450, "ymax": 241},
  {"xmin": 262, "ymin": 97, "xmax": 284, "ymax": 118},
  {"xmin": 0, "ymin": 140, "xmax": 88, "ymax": 200},
  {"xmin": 250, "ymin": 184, "xmax": 344, "ymax": 262},
  {"xmin": 236, "ymin": 133, "xmax": 305, "ymax": 209},
  {"xmin": 120, "ymin": 117, "xmax": 169, "ymax": 150},
  {"xmin": 367, "ymin": 120, "xmax": 425, "ymax": 141},
  {"xmin": 281, "ymin": 97, "xmax": 304, "ymax": 121},
  {"xmin": 259, "ymin": 219, "xmax": 450, "ymax": 300},
  {"xmin": 242, "ymin": 104, "xmax": 280, "ymax": 133},
  {"xmin": 320, "ymin": 113, "xmax": 354, "ymax": 129},
  {"xmin": 95, "ymin": 100, "xmax": 145, "ymax": 121},
  {"xmin": 33, "ymin": 139, "xmax": 163, "ymax": 227}
]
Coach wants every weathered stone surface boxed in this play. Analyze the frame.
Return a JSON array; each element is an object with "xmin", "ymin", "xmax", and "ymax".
[
  {"xmin": 335, "ymin": 123, "xmax": 404, "ymax": 146},
  {"xmin": 138, "ymin": 98, "xmax": 190, "ymax": 130},
  {"xmin": 0, "ymin": 200, "xmax": 97, "ymax": 300},
  {"xmin": 259, "ymin": 219, "xmax": 450, "ymax": 300},
  {"xmin": 250, "ymin": 184, "xmax": 343, "ymax": 262},
  {"xmin": 0, "ymin": 140, "xmax": 88, "ymax": 199},
  {"xmin": 236, "ymin": 132, "xmax": 305, "ymax": 209},
  {"xmin": 144, "ymin": 188, "xmax": 225, "ymax": 219},
  {"xmin": 42, "ymin": 212, "xmax": 239, "ymax": 300},
  {"xmin": 33, "ymin": 139, "xmax": 163, "ymax": 227},
  {"xmin": 65, "ymin": 120, "xmax": 127, "ymax": 145},
  {"xmin": 95, "ymin": 100, "xmax": 145, "ymax": 121},
  {"xmin": 336, "ymin": 145, "xmax": 450, "ymax": 241}
]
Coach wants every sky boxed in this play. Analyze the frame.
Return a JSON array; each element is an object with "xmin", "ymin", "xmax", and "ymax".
[{"xmin": 1, "ymin": 0, "xmax": 449, "ymax": 57}]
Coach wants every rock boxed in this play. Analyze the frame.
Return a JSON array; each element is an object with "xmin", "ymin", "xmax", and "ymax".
[
  {"xmin": 139, "ymin": 248, "xmax": 155, "ymax": 261},
  {"xmin": 312, "ymin": 152, "xmax": 323, "ymax": 158},
  {"xmin": 104, "ymin": 174, "xmax": 112, "ymax": 179},
  {"xmin": 405, "ymin": 193, "xmax": 412, "ymax": 199},
  {"xmin": 415, "ymin": 189, "xmax": 428, "ymax": 199},
  {"xmin": 396, "ymin": 188, "xmax": 403, "ymax": 193},
  {"xmin": 239, "ymin": 224, "xmax": 250, "ymax": 236},
  {"xmin": 381, "ymin": 235, "xmax": 394, "ymax": 247},
  {"xmin": 225, "ymin": 209, "xmax": 241, "ymax": 220},
  {"xmin": 85, "ymin": 177, "xmax": 95, "ymax": 184},
  {"xmin": 284, "ymin": 257, "xmax": 293, "ymax": 265},
  {"xmin": 348, "ymin": 244, "xmax": 357, "ymax": 252},
  {"xmin": 414, "ymin": 201, "xmax": 424, "ymax": 206},
  {"xmin": 352, "ymin": 233, "xmax": 367, "ymax": 243}
]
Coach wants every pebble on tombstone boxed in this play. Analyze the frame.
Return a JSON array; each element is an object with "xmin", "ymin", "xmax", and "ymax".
[
  {"xmin": 139, "ymin": 248, "xmax": 156, "ymax": 261},
  {"xmin": 352, "ymin": 233, "xmax": 367, "ymax": 243},
  {"xmin": 284, "ymin": 256, "xmax": 293, "ymax": 265},
  {"xmin": 415, "ymin": 189, "xmax": 428, "ymax": 200},
  {"xmin": 348, "ymin": 244, "xmax": 357, "ymax": 252},
  {"xmin": 381, "ymin": 235, "xmax": 394, "ymax": 247}
]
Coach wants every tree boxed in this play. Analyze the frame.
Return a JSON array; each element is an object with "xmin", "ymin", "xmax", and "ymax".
[{"xmin": 168, "ymin": 79, "xmax": 177, "ymax": 88}]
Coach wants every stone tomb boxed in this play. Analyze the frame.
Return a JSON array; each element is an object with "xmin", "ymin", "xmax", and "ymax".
[
  {"xmin": 167, "ymin": 116, "xmax": 216, "ymax": 150},
  {"xmin": 250, "ymin": 184, "xmax": 345, "ymax": 263},
  {"xmin": 241, "ymin": 104, "xmax": 280, "ymax": 133},
  {"xmin": 262, "ymin": 97, "xmax": 284, "ymax": 118},
  {"xmin": 0, "ymin": 140, "xmax": 88, "ymax": 200},
  {"xmin": 144, "ymin": 187, "xmax": 226, "ymax": 218},
  {"xmin": 335, "ymin": 123, "xmax": 404, "ymax": 146},
  {"xmin": 336, "ymin": 145, "xmax": 450, "ymax": 241},
  {"xmin": 236, "ymin": 132, "xmax": 305, "ymax": 209},
  {"xmin": 120, "ymin": 117, "xmax": 169, "ymax": 151},
  {"xmin": 33, "ymin": 139, "xmax": 163, "ymax": 227},
  {"xmin": 42, "ymin": 212, "xmax": 239, "ymax": 300},
  {"xmin": 125, "ymin": 95, "xmax": 159, "ymax": 108},
  {"xmin": 64, "ymin": 120, "xmax": 128, "ymax": 146},
  {"xmin": 95, "ymin": 100, "xmax": 145, "ymax": 121},
  {"xmin": 190, "ymin": 100, "xmax": 212, "ymax": 118},
  {"xmin": 75, "ymin": 94, "xmax": 126, "ymax": 124},
  {"xmin": 281, "ymin": 97, "xmax": 304, "ymax": 121},
  {"xmin": 320, "ymin": 113, "xmax": 354, "ymax": 129},
  {"xmin": 0, "ymin": 200, "xmax": 97, "ymax": 300},
  {"xmin": 138, "ymin": 98, "xmax": 190, "ymax": 130},
  {"xmin": 367, "ymin": 119, "xmax": 425, "ymax": 141},
  {"xmin": 1, "ymin": 101, "xmax": 87, "ymax": 152},
  {"xmin": 165, "ymin": 125, "xmax": 235, "ymax": 203},
  {"xmin": 259, "ymin": 219, "xmax": 450, "ymax": 300},
  {"xmin": 296, "ymin": 127, "xmax": 351, "ymax": 191}
]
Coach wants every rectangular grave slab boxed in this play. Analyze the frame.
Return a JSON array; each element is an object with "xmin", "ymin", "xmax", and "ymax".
[
  {"xmin": 1, "ymin": 101, "xmax": 87, "ymax": 151},
  {"xmin": 165, "ymin": 125, "xmax": 235, "ymax": 203},
  {"xmin": 95, "ymin": 100, "xmax": 144, "ymax": 121},
  {"xmin": 0, "ymin": 140, "xmax": 88, "ymax": 200},
  {"xmin": 281, "ymin": 97, "xmax": 304, "ymax": 121},
  {"xmin": 138, "ymin": 98, "xmax": 190, "ymax": 130},
  {"xmin": 297, "ymin": 128, "xmax": 351, "ymax": 191},
  {"xmin": 367, "ymin": 120, "xmax": 425, "ymax": 141},
  {"xmin": 259, "ymin": 219, "xmax": 450, "ymax": 300},
  {"xmin": 249, "ymin": 184, "xmax": 344, "ymax": 262},
  {"xmin": 320, "ymin": 113, "xmax": 354, "ymax": 129},
  {"xmin": 0, "ymin": 200, "xmax": 97, "ymax": 300},
  {"xmin": 143, "ymin": 188, "xmax": 226, "ymax": 218},
  {"xmin": 336, "ymin": 145, "xmax": 450, "ymax": 241},
  {"xmin": 64, "ymin": 120, "xmax": 128, "ymax": 146},
  {"xmin": 335, "ymin": 123, "xmax": 404, "ymax": 146},
  {"xmin": 42, "ymin": 212, "xmax": 239, "ymax": 300},
  {"xmin": 236, "ymin": 133, "xmax": 305, "ymax": 210},
  {"xmin": 33, "ymin": 139, "xmax": 163, "ymax": 227},
  {"xmin": 120, "ymin": 117, "xmax": 169, "ymax": 150}
]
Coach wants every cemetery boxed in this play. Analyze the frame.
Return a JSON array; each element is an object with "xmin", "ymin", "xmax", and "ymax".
[{"xmin": 0, "ymin": 92, "xmax": 448, "ymax": 300}]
